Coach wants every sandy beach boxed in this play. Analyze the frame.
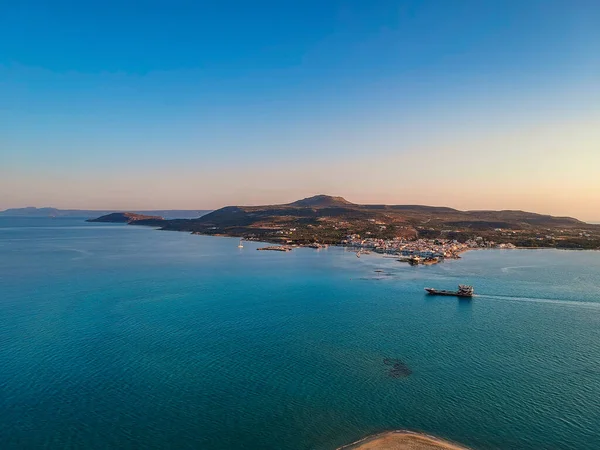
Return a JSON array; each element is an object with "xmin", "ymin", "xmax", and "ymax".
[{"xmin": 338, "ymin": 431, "xmax": 469, "ymax": 450}]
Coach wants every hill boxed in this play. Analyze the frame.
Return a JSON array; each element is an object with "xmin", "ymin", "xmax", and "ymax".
[
  {"xmin": 187, "ymin": 195, "xmax": 585, "ymax": 229},
  {"xmin": 88, "ymin": 195, "xmax": 600, "ymax": 249},
  {"xmin": 288, "ymin": 195, "xmax": 354, "ymax": 208}
]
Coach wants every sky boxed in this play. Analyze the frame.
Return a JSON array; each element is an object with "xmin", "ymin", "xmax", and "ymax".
[{"xmin": 1, "ymin": 0, "xmax": 599, "ymax": 220}]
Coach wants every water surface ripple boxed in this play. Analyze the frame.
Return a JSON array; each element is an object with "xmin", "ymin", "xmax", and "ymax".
[{"xmin": 1, "ymin": 218, "xmax": 599, "ymax": 449}]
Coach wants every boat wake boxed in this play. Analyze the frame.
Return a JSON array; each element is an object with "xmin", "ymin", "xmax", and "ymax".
[
  {"xmin": 477, "ymin": 294, "xmax": 600, "ymax": 310},
  {"xmin": 500, "ymin": 265, "xmax": 539, "ymax": 273}
]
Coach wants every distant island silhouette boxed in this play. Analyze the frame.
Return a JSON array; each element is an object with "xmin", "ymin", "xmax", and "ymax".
[{"xmin": 0, "ymin": 207, "xmax": 209, "ymax": 220}]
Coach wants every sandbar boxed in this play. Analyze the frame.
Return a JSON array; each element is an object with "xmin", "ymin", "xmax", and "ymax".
[{"xmin": 338, "ymin": 431, "xmax": 470, "ymax": 450}]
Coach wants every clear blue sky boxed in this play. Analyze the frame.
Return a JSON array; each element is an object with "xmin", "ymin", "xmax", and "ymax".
[{"xmin": 1, "ymin": 1, "xmax": 599, "ymax": 218}]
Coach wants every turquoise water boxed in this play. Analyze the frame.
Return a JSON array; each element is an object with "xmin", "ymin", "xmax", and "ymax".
[{"xmin": 1, "ymin": 218, "xmax": 600, "ymax": 450}]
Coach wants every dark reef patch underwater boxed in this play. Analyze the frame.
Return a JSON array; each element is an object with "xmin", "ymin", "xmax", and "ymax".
[{"xmin": 384, "ymin": 358, "xmax": 413, "ymax": 378}]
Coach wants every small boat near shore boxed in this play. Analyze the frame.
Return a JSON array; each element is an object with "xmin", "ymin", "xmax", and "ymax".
[
  {"xmin": 425, "ymin": 285, "xmax": 474, "ymax": 298},
  {"xmin": 306, "ymin": 243, "xmax": 328, "ymax": 249}
]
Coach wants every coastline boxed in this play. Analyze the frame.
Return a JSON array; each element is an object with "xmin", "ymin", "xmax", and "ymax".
[
  {"xmin": 338, "ymin": 430, "xmax": 470, "ymax": 450},
  {"xmin": 105, "ymin": 221, "xmax": 600, "ymax": 253}
]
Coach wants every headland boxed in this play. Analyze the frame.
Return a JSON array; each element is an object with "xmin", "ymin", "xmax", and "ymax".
[{"xmin": 86, "ymin": 212, "xmax": 163, "ymax": 224}]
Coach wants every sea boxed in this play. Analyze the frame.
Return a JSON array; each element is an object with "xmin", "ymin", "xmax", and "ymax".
[{"xmin": 1, "ymin": 217, "xmax": 599, "ymax": 450}]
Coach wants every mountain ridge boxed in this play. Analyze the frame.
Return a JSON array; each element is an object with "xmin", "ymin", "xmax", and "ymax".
[{"xmin": 196, "ymin": 195, "xmax": 585, "ymax": 226}]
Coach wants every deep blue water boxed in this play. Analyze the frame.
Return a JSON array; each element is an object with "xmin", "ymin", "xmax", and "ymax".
[{"xmin": 1, "ymin": 217, "xmax": 599, "ymax": 449}]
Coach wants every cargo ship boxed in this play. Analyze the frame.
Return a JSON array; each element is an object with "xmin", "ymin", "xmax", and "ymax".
[{"xmin": 424, "ymin": 284, "xmax": 474, "ymax": 298}]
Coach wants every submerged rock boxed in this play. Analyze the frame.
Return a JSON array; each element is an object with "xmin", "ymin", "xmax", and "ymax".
[{"xmin": 384, "ymin": 358, "xmax": 412, "ymax": 378}]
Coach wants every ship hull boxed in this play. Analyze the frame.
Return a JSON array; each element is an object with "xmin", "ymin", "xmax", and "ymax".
[{"xmin": 425, "ymin": 288, "xmax": 473, "ymax": 298}]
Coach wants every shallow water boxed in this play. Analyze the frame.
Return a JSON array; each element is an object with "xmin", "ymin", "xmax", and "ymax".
[{"xmin": 1, "ymin": 218, "xmax": 599, "ymax": 449}]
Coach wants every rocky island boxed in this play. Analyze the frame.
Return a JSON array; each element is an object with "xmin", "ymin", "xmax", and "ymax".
[{"xmin": 88, "ymin": 195, "xmax": 600, "ymax": 250}]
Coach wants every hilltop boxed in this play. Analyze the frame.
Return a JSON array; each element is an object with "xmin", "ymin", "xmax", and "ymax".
[
  {"xmin": 88, "ymin": 195, "xmax": 600, "ymax": 249},
  {"xmin": 288, "ymin": 195, "xmax": 354, "ymax": 208}
]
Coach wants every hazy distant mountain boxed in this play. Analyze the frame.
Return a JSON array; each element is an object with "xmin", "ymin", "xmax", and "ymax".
[
  {"xmin": 0, "ymin": 207, "xmax": 68, "ymax": 217},
  {"xmin": 0, "ymin": 207, "xmax": 210, "ymax": 219}
]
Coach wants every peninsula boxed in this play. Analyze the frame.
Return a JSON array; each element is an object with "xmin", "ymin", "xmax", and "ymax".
[
  {"xmin": 87, "ymin": 212, "xmax": 163, "ymax": 224},
  {"xmin": 88, "ymin": 195, "xmax": 600, "ymax": 251}
]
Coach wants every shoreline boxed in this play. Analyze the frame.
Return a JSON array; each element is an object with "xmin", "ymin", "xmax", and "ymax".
[
  {"xmin": 192, "ymin": 231, "xmax": 599, "ymax": 252},
  {"xmin": 337, "ymin": 430, "xmax": 470, "ymax": 450},
  {"xmin": 117, "ymin": 222, "xmax": 600, "ymax": 252}
]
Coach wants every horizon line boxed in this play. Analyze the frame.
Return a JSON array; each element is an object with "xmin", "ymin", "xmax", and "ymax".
[{"xmin": 1, "ymin": 199, "xmax": 598, "ymax": 223}]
